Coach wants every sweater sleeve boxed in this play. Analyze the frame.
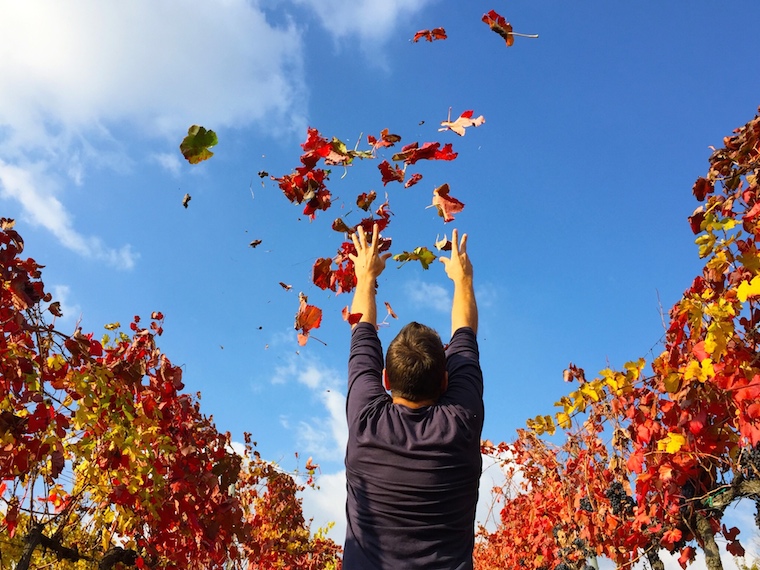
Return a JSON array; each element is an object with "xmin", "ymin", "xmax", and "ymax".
[
  {"xmin": 442, "ymin": 326, "xmax": 484, "ymax": 422},
  {"xmin": 347, "ymin": 322, "xmax": 389, "ymax": 423}
]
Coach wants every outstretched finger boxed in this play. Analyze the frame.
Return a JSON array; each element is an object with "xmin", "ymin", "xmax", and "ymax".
[
  {"xmin": 450, "ymin": 228, "xmax": 459, "ymax": 256},
  {"xmin": 459, "ymin": 232, "xmax": 468, "ymax": 254},
  {"xmin": 370, "ymin": 223, "xmax": 379, "ymax": 252},
  {"xmin": 350, "ymin": 229, "xmax": 361, "ymax": 252}
]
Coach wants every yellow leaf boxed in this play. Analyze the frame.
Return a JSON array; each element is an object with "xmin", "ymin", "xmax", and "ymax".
[
  {"xmin": 104, "ymin": 322, "xmax": 121, "ymax": 331},
  {"xmin": 658, "ymin": 432, "xmax": 686, "ymax": 454},
  {"xmin": 556, "ymin": 412, "xmax": 571, "ymax": 430},
  {"xmin": 664, "ymin": 373, "xmax": 681, "ymax": 393},
  {"xmin": 737, "ymin": 275, "xmax": 760, "ymax": 302}
]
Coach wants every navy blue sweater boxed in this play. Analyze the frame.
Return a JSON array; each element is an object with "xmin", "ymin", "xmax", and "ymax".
[{"xmin": 344, "ymin": 323, "xmax": 484, "ymax": 569}]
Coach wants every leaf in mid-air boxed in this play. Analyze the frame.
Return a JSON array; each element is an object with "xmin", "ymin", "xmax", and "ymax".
[
  {"xmin": 434, "ymin": 234, "xmax": 452, "ymax": 251},
  {"xmin": 356, "ymin": 190, "xmax": 377, "ymax": 211},
  {"xmin": 180, "ymin": 125, "xmax": 218, "ymax": 164},
  {"xmin": 367, "ymin": 129, "xmax": 402, "ymax": 151},
  {"xmin": 378, "ymin": 160, "xmax": 405, "ymax": 185},
  {"xmin": 482, "ymin": 9, "xmax": 514, "ymax": 46},
  {"xmin": 392, "ymin": 141, "xmax": 457, "ymax": 165},
  {"xmin": 404, "ymin": 173, "xmax": 423, "ymax": 188},
  {"xmin": 295, "ymin": 293, "xmax": 322, "ymax": 346},
  {"xmin": 342, "ymin": 306, "xmax": 362, "ymax": 326},
  {"xmin": 412, "ymin": 27, "xmax": 447, "ymax": 43},
  {"xmin": 182, "ymin": 193, "xmax": 192, "ymax": 208},
  {"xmin": 439, "ymin": 110, "xmax": 485, "ymax": 136},
  {"xmin": 394, "ymin": 247, "xmax": 437, "ymax": 270},
  {"xmin": 432, "ymin": 183, "xmax": 465, "ymax": 222}
]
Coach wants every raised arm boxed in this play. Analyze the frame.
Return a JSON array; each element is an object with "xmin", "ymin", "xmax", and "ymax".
[
  {"xmin": 348, "ymin": 223, "xmax": 392, "ymax": 328},
  {"xmin": 440, "ymin": 229, "xmax": 477, "ymax": 336}
]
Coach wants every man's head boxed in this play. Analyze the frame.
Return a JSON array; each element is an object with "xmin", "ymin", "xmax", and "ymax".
[{"xmin": 384, "ymin": 322, "xmax": 447, "ymax": 403}]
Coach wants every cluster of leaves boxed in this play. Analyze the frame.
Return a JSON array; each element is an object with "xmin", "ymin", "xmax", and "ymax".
[
  {"xmin": 475, "ymin": 108, "xmax": 760, "ymax": 570},
  {"xmin": 0, "ymin": 222, "xmax": 341, "ymax": 569},
  {"xmin": 269, "ymin": 123, "xmax": 472, "ymax": 342}
]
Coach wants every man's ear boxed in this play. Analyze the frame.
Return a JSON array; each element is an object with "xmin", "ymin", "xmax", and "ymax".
[
  {"xmin": 440, "ymin": 371, "xmax": 449, "ymax": 394},
  {"xmin": 383, "ymin": 368, "xmax": 391, "ymax": 391}
]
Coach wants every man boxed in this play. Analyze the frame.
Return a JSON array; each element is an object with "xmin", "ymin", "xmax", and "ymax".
[{"xmin": 344, "ymin": 224, "xmax": 483, "ymax": 569}]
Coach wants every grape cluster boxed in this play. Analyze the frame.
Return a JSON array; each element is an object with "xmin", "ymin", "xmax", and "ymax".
[
  {"xmin": 605, "ymin": 481, "xmax": 635, "ymax": 515},
  {"xmin": 579, "ymin": 497, "xmax": 594, "ymax": 512},
  {"xmin": 738, "ymin": 443, "xmax": 760, "ymax": 479}
]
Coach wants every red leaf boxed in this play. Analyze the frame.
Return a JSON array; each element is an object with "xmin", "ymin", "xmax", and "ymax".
[
  {"xmin": 404, "ymin": 173, "xmax": 423, "ymax": 188},
  {"xmin": 367, "ymin": 129, "xmax": 401, "ymax": 151},
  {"xmin": 482, "ymin": 9, "xmax": 514, "ymax": 46},
  {"xmin": 677, "ymin": 546, "xmax": 695, "ymax": 569},
  {"xmin": 692, "ymin": 177, "xmax": 713, "ymax": 201},
  {"xmin": 312, "ymin": 258, "xmax": 334, "ymax": 291},
  {"xmin": 295, "ymin": 294, "xmax": 322, "ymax": 346},
  {"xmin": 378, "ymin": 160, "xmax": 405, "ymax": 185},
  {"xmin": 356, "ymin": 190, "xmax": 377, "ymax": 210},
  {"xmin": 342, "ymin": 306, "xmax": 362, "ymax": 325},
  {"xmin": 384, "ymin": 301, "xmax": 397, "ymax": 319},
  {"xmin": 412, "ymin": 27, "xmax": 447, "ymax": 42},
  {"xmin": 392, "ymin": 141, "xmax": 458, "ymax": 165},
  {"xmin": 432, "ymin": 183, "xmax": 465, "ymax": 222}
]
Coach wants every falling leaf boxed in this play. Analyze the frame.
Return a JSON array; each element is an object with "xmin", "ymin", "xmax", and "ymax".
[
  {"xmin": 412, "ymin": 27, "xmax": 447, "ymax": 43},
  {"xmin": 378, "ymin": 160, "xmax": 405, "ymax": 185},
  {"xmin": 404, "ymin": 173, "xmax": 423, "ymax": 188},
  {"xmin": 392, "ymin": 141, "xmax": 457, "ymax": 165},
  {"xmin": 257, "ymin": 170, "xmax": 269, "ymax": 178},
  {"xmin": 439, "ymin": 109, "xmax": 485, "ymax": 136},
  {"xmin": 182, "ymin": 193, "xmax": 192, "ymax": 208},
  {"xmin": 279, "ymin": 282, "xmax": 293, "ymax": 291},
  {"xmin": 434, "ymin": 234, "xmax": 452, "ymax": 251},
  {"xmin": 342, "ymin": 306, "xmax": 362, "ymax": 326},
  {"xmin": 356, "ymin": 190, "xmax": 377, "ymax": 211},
  {"xmin": 367, "ymin": 129, "xmax": 401, "ymax": 151},
  {"xmin": 482, "ymin": 10, "xmax": 514, "ymax": 46},
  {"xmin": 482, "ymin": 9, "xmax": 538, "ymax": 46},
  {"xmin": 384, "ymin": 301, "xmax": 398, "ymax": 319},
  {"xmin": 295, "ymin": 293, "xmax": 323, "ymax": 346},
  {"xmin": 180, "ymin": 125, "xmax": 218, "ymax": 164},
  {"xmin": 332, "ymin": 217, "xmax": 352, "ymax": 233},
  {"xmin": 394, "ymin": 247, "xmax": 437, "ymax": 270},
  {"xmin": 432, "ymin": 183, "xmax": 465, "ymax": 222},
  {"xmin": 249, "ymin": 239, "xmax": 262, "ymax": 248},
  {"xmin": 48, "ymin": 301, "xmax": 63, "ymax": 317}
]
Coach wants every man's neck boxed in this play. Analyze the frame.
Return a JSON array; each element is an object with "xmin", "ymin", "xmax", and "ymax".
[{"xmin": 392, "ymin": 396, "xmax": 435, "ymax": 409}]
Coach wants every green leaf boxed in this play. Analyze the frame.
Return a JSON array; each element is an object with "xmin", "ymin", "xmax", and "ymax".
[
  {"xmin": 393, "ymin": 246, "xmax": 437, "ymax": 270},
  {"xmin": 180, "ymin": 125, "xmax": 218, "ymax": 164}
]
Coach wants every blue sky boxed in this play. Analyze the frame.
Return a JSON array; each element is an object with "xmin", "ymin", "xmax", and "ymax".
[{"xmin": 2, "ymin": 1, "xmax": 760, "ymax": 566}]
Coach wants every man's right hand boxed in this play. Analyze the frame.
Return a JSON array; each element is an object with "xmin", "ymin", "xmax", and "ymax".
[
  {"xmin": 440, "ymin": 229, "xmax": 477, "ymax": 336},
  {"xmin": 440, "ymin": 229, "xmax": 473, "ymax": 285}
]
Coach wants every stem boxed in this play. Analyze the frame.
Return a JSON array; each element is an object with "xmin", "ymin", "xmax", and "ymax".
[{"xmin": 513, "ymin": 32, "xmax": 539, "ymax": 39}]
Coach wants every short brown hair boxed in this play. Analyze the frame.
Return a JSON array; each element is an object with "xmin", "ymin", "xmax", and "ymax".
[{"xmin": 385, "ymin": 322, "xmax": 446, "ymax": 402}]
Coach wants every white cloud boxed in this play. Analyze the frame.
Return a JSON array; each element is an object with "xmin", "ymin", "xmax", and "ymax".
[
  {"xmin": 0, "ymin": 1, "xmax": 307, "ymax": 263},
  {"xmin": 49, "ymin": 285, "xmax": 82, "ymax": 326},
  {"xmin": 404, "ymin": 280, "xmax": 451, "ymax": 313},
  {"xmin": 294, "ymin": 0, "xmax": 435, "ymax": 45},
  {"xmin": 301, "ymin": 470, "xmax": 348, "ymax": 541},
  {"xmin": 0, "ymin": 159, "xmax": 138, "ymax": 269},
  {"xmin": 271, "ymin": 356, "xmax": 348, "ymax": 461},
  {"xmin": 151, "ymin": 153, "xmax": 182, "ymax": 177}
]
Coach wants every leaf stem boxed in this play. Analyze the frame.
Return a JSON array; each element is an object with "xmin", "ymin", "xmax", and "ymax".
[{"xmin": 513, "ymin": 32, "xmax": 539, "ymax": 39}]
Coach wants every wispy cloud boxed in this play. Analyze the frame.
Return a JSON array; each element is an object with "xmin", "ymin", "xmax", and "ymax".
[
  {"xmin": 404, "ymin": 280, "xmax": 451, "ymax": 314},
  {"xmin": 0, "ymin": 1, "xmax": 307, "ymax": 265},
  {"xmin": 272, "ymin": 357, "xmax": 348, "ymax": 462},
  {"xmin": 294, "ymin": 0, "xmax": 434, "ymax": 45}
]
